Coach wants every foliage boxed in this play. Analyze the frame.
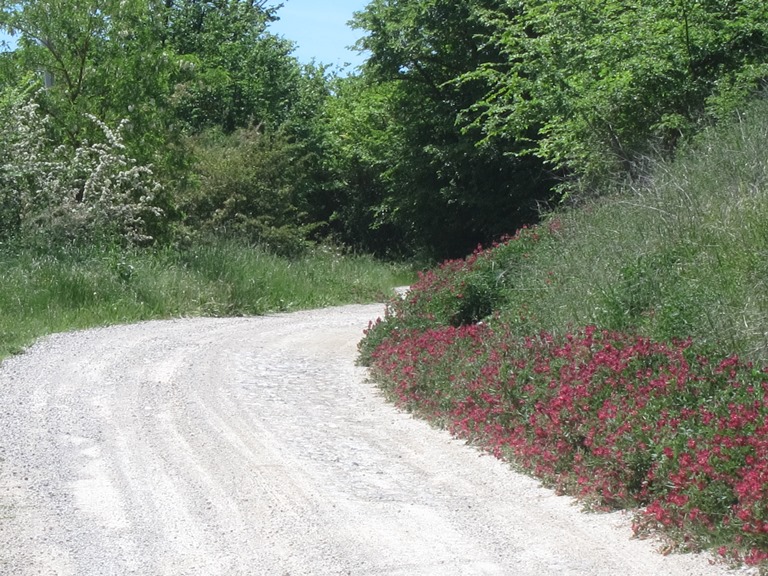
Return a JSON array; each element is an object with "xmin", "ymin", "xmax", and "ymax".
[
  {"xmin": 316, "ymin": 75, "xmax": 408, "ymax": 257},
  {"xmin": 0, "ymin": 89, "xmax": 163, "ymax": 248},
  {"xmin": 166, "ymin": 0, "xmax": 302, "ymax": 133},
  {"xmin": 360, "ymin": 96, "xmax": 768, "ymax": 566},
  {"xmin": 273, "ymin": 63, "xmax": 355, "ymax": 247},
  {"xmin": 0, "ymin": 0, "xmax": 176, "ymax": 162},
  {"xmin": 178, "ymin": 126, "xmax": 316, "ymax": 256},
  {"xmin": 349, "ymin": 0, "xmax": 553, "ymax": 259},
  {"xmin": 468, "ymin": 0, "xmax": 768, "ymax": 191}
]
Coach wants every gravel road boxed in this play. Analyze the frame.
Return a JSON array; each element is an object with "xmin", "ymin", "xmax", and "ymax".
[{"xmin": 0, "ymin": 304, "xmax": 747, "ymax": 575}]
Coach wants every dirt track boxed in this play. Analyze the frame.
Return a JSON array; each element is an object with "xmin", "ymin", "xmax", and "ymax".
[{"xmin": 0, "ymin": 304, "xmax": 746, "ymax": 575}]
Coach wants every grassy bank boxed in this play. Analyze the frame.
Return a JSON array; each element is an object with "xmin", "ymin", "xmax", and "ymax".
[
  {"xmin": 0, "ymin": 240, "xmax": 413, "ymax": 359},
  {"xmin": 360, "ymin": 99, "xmax": 768, "ymax": 568}
]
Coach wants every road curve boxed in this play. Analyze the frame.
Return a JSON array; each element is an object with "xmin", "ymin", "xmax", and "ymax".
[{"xmin": 0, "ymin": 304, "xmax": 742, "ymax": 575}]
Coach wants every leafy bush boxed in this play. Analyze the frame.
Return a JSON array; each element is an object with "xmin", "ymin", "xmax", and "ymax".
[
  {"xmin": 0, "ymin": 90, "xmax": 163, "ymax": 248},
  {"xmin": 179, "ymin": 126, "xmax": 317, "ymax": 257}
]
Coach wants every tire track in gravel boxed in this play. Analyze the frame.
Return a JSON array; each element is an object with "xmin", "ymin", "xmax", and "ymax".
[{"xmin": 0, "ymin": 304, "xmax": 748, "ymax": 575}]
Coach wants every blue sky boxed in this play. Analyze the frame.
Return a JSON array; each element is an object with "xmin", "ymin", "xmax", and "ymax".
[
  {"xmin": 269, "ymin": 0, "xmax": 370, "ymax": 69},
  {"xmin": 1, "ymin": 1, "xmax": 372, "ymax": 68},
  {"xmin": 0, "ymin": 30, "xmax": 13, "ymax": 52}
]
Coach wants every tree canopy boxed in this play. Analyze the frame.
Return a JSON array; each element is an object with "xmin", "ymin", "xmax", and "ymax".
[
  {"xmin": 0, "ymin": 0, "xmax": 766, "ymax": 257},
  {"xmin": 466, "ymin": 0, "xmax": 768, "ymax": 188},
  {"xmin": 346, "ymin": 0, "xmax": 553, "ymax": 258}
]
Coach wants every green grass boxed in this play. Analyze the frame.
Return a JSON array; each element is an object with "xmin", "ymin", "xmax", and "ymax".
[
  {"xmin": 482, "ymin": 98, "xmax": 768, "ymax": 363},
  {"xmin": 0, "ymin": 240, "xmax": 413, "ymax": 360}
]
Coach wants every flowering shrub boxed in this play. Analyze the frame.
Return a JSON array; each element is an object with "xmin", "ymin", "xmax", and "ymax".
[
  {"xmin": 362, "ymin": 226, "xmax": 768, "ymax": 567},
  {"xmin": 359, "ymin": 225, "xmax": 546, "ymax": 365},
  {"xmin": 0, "ymin": 92, "xmax": 162, "ymax": 247}
]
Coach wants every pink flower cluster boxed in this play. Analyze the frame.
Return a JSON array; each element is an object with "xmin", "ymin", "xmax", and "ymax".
[{"xmin": 368, "ymin": 317, "xmax": 768, "ymax": 565}]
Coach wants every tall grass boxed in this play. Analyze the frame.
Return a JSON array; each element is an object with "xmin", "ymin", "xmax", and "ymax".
[
  {"xmin": 0, "ymin": 240, "xmax": 413, "ymax": 359},
  {"xmin": 487, "ymin": 99, "xmax": 768, "ymax": 362}
]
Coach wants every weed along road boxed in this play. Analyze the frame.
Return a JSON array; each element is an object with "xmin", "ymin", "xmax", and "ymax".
[{"xmin": 0, "ymin": 304, "xmax": 741, "ymax": 575}]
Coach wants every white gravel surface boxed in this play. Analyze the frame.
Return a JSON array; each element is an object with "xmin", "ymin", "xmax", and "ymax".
[{"xmin": 0, "ymin": 303, "xmax": 750, "ymax": 575}]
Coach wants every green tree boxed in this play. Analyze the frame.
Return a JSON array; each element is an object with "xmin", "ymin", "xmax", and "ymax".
[
  {"xmin": 0, "ymin": 0, "xmax": 309, "ymax": 159},
  {"xmin": 165, "ymin": 0, "xmax": 302, "ymax": 133},
  {"xmin": 469, "ymin": 0, "xmax": 768, "ymax": 191},
  {"xmin": 161, "ymin": 1, "xmax": 341, "ymax": 254},
  {"xmin": 316, "ymin": 74, "xmax": 407, "ymax": 256},
  {"xmin": 0, "ymin": 0, "xmax": 176, "ymax": 161},
  {"xmin": 350, "ymin": 0, "xmax": 552, "ymax": 259}
]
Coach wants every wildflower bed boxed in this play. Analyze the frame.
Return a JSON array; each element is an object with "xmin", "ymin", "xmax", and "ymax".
[{"xmin": 360, "ymin": 229, "xmax": 768, "ymax": 568}]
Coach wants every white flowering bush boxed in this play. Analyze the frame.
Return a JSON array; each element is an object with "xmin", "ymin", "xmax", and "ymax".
[{"xmin": 0, "ymin": 91, "xmax": 163, "ymax": 248}]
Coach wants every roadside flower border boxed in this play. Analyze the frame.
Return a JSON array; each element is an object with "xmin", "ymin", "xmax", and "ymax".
[{"xmin": 362, "ymin": 231, "xmax": 768, "ymax": 568}]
